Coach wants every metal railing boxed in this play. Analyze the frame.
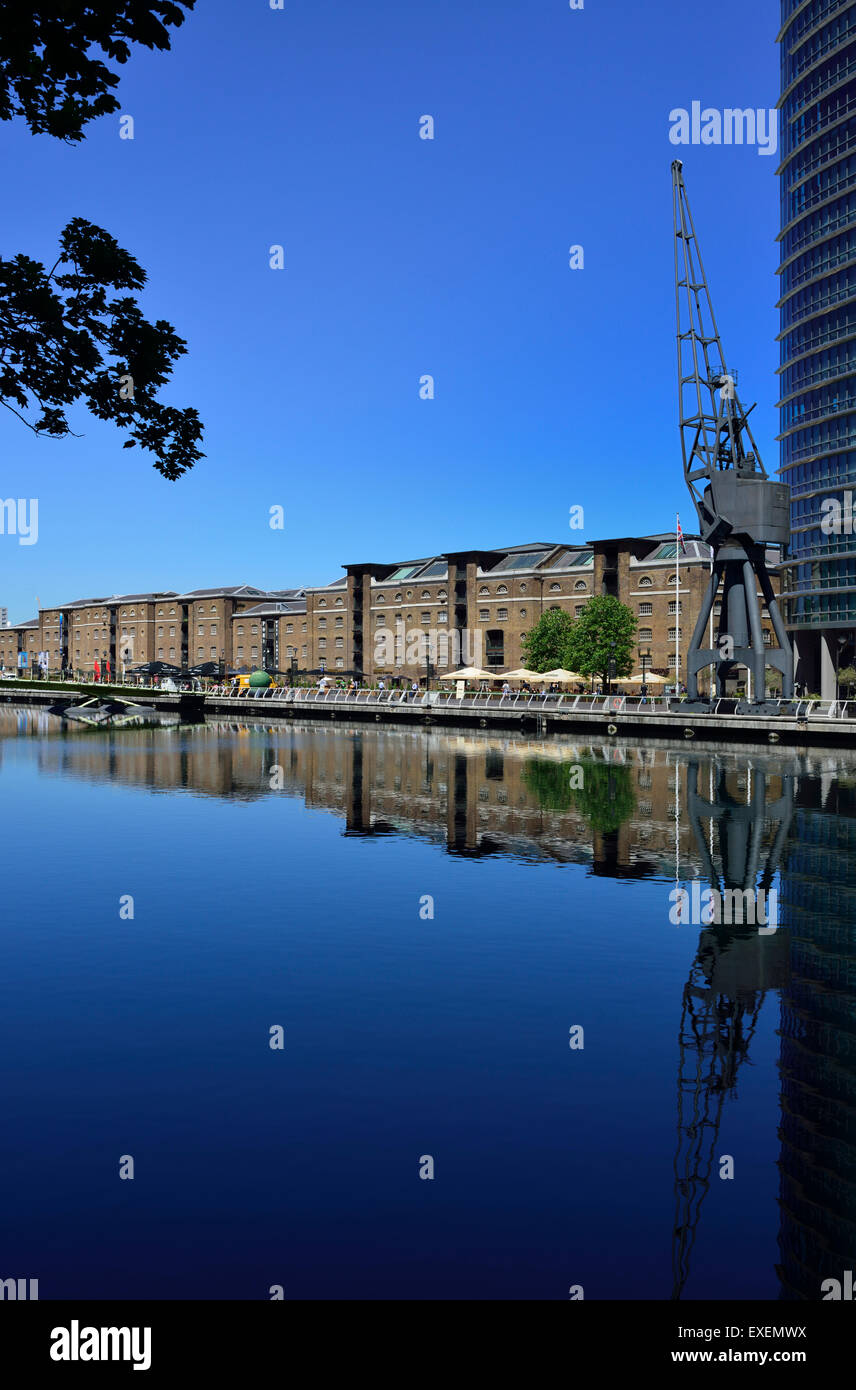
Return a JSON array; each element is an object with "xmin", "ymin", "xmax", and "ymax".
[
  {"xmin": 197, "ymin": 686, "xmax": 856, "ymax": 721},
  {"xmin": 7, "ymin": 677, "xmax": 855, "ymax": 720}
]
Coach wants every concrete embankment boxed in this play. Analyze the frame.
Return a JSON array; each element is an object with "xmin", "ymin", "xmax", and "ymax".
[{"xmin": 3, "ymin": 680, "xmax": 855, "ymax": 747}]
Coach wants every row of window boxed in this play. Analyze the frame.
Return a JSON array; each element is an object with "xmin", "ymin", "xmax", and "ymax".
[
  {"xmin": 782, "ymin": 30, "xmax": 856, "ymax": 111},
  {"xmin": 782, "ymin": 150, "xmax": 856, "ymax": 230},
  {"xmin": 778, "ymin": 297, "xmax": 856, "ymax": 366},
  {"xmin": 778, "ymin": 338, "xmax": 856, "ymax": 402},
  {"xmin": 787, "ymin": 525, "xmax": 856, "ymax": 558},
  {"xmin": 781, "ymin": 6, "xmax": 856, "ymax": 95},
  {"xmin": 780, "ymin": 262, "xmax": 856, "ymax": 336},
  {"xmin": 781, "ymin": 410, "xmax": 856, "ymax": 464},
  {"xmin": 782, "ymin": 449, "xmax": 856, "ymax": 494},
  {"xmin": 783, "ymin": 557, "xmax": 856, "ymax": 590},
  {"xmin": 780, "ymin": 71, "xmax": 856, "ymax": 166},
  {"xmin": 779, "ymin": 186, "xmax": 856, "ymax": 271},
  {"xmin": 780, "ymin": 379, "xmax": 856, "ymax": 430},
  {"xmin": 786, "ymin": 592, "xmax": 856, "ymax": 621},
  {"xmin": 781, "ymin": 0, "xmax": 851, "ymax": 55},
  {"xmin": 783, "ymin": 112, "xmax": 856, "ymax": 203},
  {"xmin": 639, "ymin": 601, "xmax": 682, "ymax": 616}
]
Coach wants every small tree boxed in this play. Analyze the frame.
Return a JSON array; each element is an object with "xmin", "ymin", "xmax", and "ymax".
[
  {"xmin": 521, "ymin": 607, "xmax": 575, "ymax": 672},
  {"xmin": 563, "ymin": 595, "xmax": 636, "ymax": 690},
  {"xmin": 838, "ymin": 665, "xmax": 856, "ymax": 698}
]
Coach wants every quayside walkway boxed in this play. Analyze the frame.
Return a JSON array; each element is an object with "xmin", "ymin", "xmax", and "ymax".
[
  {"xmin": 198, "ymin": 685, "xmax": 856, "ymax": 746},
  {"xmin": 3, "ymin": 679, "xmax": 854, "ymax": 747}
]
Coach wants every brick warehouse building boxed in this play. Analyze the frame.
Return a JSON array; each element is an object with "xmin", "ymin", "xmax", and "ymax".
[{"xmin": 0, "ymin": 532, "xmax": 783, "ymax": 689}]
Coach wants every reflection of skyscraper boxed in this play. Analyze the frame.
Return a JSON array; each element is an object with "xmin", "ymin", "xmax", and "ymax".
[
  {"xmin": 776, "ymin": 783, "xmax": 856, "ymax": 1300},
  {"xmin": 778, "ymin": 1, "xmax": 856, "ymax": 693}
]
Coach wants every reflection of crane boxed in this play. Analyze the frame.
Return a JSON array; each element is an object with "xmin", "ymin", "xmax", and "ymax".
[
  {"xmin": 670, "ymin": 761, "xmax": 793, "ymax": 1299},
  {"xmin": 672, "ymin": 163, "xmax": 793, "ymax": 707}
]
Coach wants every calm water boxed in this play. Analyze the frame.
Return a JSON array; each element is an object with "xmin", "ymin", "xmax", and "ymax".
[{"xmin": 1, "ymin": 706, "xmax": 854, "ymax": 1301}]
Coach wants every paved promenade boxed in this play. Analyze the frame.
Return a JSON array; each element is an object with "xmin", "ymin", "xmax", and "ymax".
[{"xmin": 3, "ymin": 679, "xmax": 856, "ymax": 746}]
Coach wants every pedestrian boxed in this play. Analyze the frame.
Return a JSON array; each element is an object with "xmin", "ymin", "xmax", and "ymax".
[
  {"xmin": 378, "ymin": 678, "xmax": 385, "ymax": 692},
  {"xmin": 501, "ymin": 681, "xmax": 511, "ymax": 697}
]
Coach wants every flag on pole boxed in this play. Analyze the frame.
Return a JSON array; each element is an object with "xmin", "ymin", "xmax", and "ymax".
[{"xmin": 676, "ymin": 516, "xmax": 687, "ymax": 555}]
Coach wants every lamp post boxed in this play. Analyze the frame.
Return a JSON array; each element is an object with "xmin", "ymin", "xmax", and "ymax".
[
  {"xmin": 835, "ymin": 634, "xmax": 847, "ymax": 702},
  {"xmin": 640, "ymin": 646, "xmax": 651, "ymax": 695},
  {"xmin": 607, "ymin": 638, "xmax": 616, "ymax": 694}
]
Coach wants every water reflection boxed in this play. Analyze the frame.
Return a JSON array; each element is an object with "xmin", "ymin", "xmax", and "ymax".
[
  {"xmin": 673, "ymin": 762, "xmax": 792, "ymax": 1300},
  {"xmin": 2, "ymin": 706, "xmax": 855, "ymax": 1300}
]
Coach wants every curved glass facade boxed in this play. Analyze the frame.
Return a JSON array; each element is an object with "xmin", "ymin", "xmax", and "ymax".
[{"xmin": 778, "ymin": 0, "xmax": 856, "ymax": 680}]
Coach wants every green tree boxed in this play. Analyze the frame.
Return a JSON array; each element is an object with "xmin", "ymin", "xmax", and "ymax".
[
  {"xmin": 563, "ymin": 595, "xmax": 636, "ymax": 690},
  {"xmin": 0, "ymin": 2, "xmax": 195, "ymax": 141},
  {"xmin": 571, "ymin": 761, "xmax": 636, "ymax": 835},
  {"xmin": 521, "ymin": 756, "xmax": 636, "ymax": 833},
  {"xmin": 0, "ymin": 2, "xmax": 203, "ymax": 479},
  {"xmin": 838, "ymin": 665, "xmax": 856, "ymax": 697},
  {"xmin": 521, "ymin": 607, "xmax": 575, "ymax": 672}
]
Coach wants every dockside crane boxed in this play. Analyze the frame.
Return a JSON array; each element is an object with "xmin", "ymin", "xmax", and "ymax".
[{"xmin": 671, "ymin": 162, "xmax": 794, "ymax": 708}]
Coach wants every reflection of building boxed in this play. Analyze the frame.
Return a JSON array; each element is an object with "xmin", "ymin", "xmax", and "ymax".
[
  {"xmin": 778, "ymin": 2, "xmax": 856, "ymax": 694},
  {"xmin": 0, "ymin": 708, "xmax": 708, "ymax": 873},
  {"xmin": 776, "ymin": 779, "xmax": 856, "ymax": 1300}
]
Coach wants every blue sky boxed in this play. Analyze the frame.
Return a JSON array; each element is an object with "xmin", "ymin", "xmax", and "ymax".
[{"xmin": 1, "ymin": 0, "xmax": 781, "ymax": 619}]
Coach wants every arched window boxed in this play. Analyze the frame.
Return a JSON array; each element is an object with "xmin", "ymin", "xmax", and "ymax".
[
  {"xmin": 421, "ymin": 590, "xmax": 430, "ymax": 599},
  {"xmin": 335, "ymin": 597, "xmax": 344, "ymax": 606},
  {"xmin": 394, "ymin": 593, "xmax": 402, "ymax": 602},
  {"xmin": 485, "ymin": 629, "xmax": 504, "ymax": 666},
  {"xmin": 438, "ymin": 589, "xmax": 447, "ymax": 598},
  {"xmin": 639, "ymin": 576, "xmax": 653, "ymax": 587},
  {"xmin": 479, "ymin": 586, "xmax": 490, "ymax": 595},
  {"xmin": 549, "ymin": 583, "xmax": 561, "ymax": 592},
  {"xmin": 497, "ymin": 584, "xmax": 508, "ymax": 595},
  {"xmin": 668, "ymin": 574, "xmax": 679, "ymax": 585},
  {"xmin": 574, "ymin": 580, "xmax": 587, "ymax": 591},
  {"xmin": 318, "ymin": 598, "xmax": 327, "ymax": 606},
  {"xmin": 519, "ymin": 582, "xmax": 527, "ymax": 593},
  {"xmin": 376, "ymin": 594, "xmax": 385, "ymax": 603}
]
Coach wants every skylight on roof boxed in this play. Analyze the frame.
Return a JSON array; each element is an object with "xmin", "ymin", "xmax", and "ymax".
[
  {"xmin": 494, "ymin": 551, "xmax": 547, "ymax": 571},
  {"xmin": 386, "ymin": 565, "xmax": 421, "ymax": 581}
]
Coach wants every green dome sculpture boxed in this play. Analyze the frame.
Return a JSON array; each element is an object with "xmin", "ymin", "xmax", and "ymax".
[{"xmin": 248, "ymin": 669, "xmax": 273, "ymax": 688}]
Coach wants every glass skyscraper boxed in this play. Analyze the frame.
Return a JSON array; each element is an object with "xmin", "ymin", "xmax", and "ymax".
[{"xmin": 778, "ymin": 0, "xmax": 856, "ymax": 696}]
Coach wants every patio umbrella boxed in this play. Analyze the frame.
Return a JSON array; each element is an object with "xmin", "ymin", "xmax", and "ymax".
[
  {"xmin": 128, "ymin": 661, "xmax": 182, "ymax": 677},
  {"xmin": 624, "ymin": 671, "xmax": 668, "ymax": 684},
  {"xmin": 445, "ymin": 667, "xmax": 496, "ymax": 681},
  {"xmin": 503, "ymin": 668, "xmax": 544, "ymax": 681},
  {"xmin": 541, "ymin": 668, "xmax": 585, "ymax": 683}
]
